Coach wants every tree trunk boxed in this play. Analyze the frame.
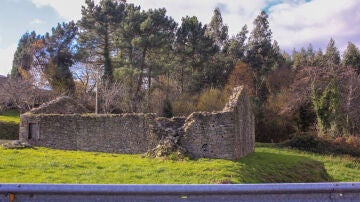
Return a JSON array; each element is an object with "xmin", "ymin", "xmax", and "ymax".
[
  {"xmin": 103, "ymin": 26, "xmax": 113, "ymax": 81},
  {"xmin": 180, "ymin": 65, "xmax": 184, "ymax": 93},
  {"xmin": 133, "ymin": 45, "xmax": 148, "ymax": 112},
  {"xmin": 146, "ymin": 65, "xmax": 152, "ymax": 112}
]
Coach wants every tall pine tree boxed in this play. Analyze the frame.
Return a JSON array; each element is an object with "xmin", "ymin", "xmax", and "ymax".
[
  {"xmin": 246, "ymin": 11, "xmax": 273, "ymax": 75},
  {"xmin": 205, "ymin": 7, "xmax": 228, "ymax": 51},
  {"xmin": 78, "ymin": 0, "xmax": 126, "ymax": 80},
  {"xmin": 342, "ymin": 42, "xmax": 360, "ymax": 74},
  {"xmin": 11, "ymin": 32, "xmax": 39, "ymax": 79},
  {"xmin": 43, "ymin": 21, "xmax": 78, "ymax": 95},
  {"xmin": 324, "ymin": 38, "xmax": 340, "ymax": 68},
  {"xmin": 175, "ymin": 16, "xmax": 217, "ymax": 93},
  {"xmin": 226, "ymin": 25, "xmax": 248, "ymax": 62}
]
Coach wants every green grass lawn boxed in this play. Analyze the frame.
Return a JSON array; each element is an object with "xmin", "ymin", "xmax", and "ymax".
[
  {"xmin": 254, "ymin": 146, "xmax": 360, "ymax": 182},
  {"xmin": 0, "ymin": 110, "xmax": 358, "ymax": 183},
  {"xmin": 0, "ymin": 110, "xmax": 20, "ymax": 140},
  {"xmin": 1, "ymin": 145, "xmax": 359, "ymax": 184},
  {"xmin": 0, "ymin": 110, "xmax": 20, "ymax": 124}
]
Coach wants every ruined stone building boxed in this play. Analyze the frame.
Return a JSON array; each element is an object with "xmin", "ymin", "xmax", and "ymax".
[{"xmin": 19, "ymin": 86, "xmax": 255, "ymax": 160}]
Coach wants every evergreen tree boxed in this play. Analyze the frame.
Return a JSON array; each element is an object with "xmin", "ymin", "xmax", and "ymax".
[
  {"xmin": 282, "ymin": 51, "xmax": 292, "ymax": 66},
  {"xmin": 324, "ymin": 38, "xmax": 340, "ymax": 68},
  {"xmin": 314, "ymin": 48, "xmax": 325, "ymax": 67},
  {"xmin": 113, "ymin": 4, "xmax": 144, "ymax": 111},
  {"xmin": 43, "ymin": 21, "xmax": 78, "ymax": 95},
  {"xmin": 226, "ymin": 25, "xmax": 248, "ymax": 62},
  {"xmin": 270, "ymin": 40, "xmax": 285, "ymax": 70},
  {"xmin": 11, "ymin": 32, "xmax": 39, "ymax": 78},
  {"xmin": 203, "ymin": 8, "xmax": 234, "ymax": 90},
  {"xmin": 245, "ymin": 11, "xmax": 274, "ymax": 103},
  {"xmin": 292, "ymin": 44, "xmax": 316, "ymax": 69},
  {"xmin": 133, "ymin": 8, "xmax": 177, "ymax": 110},
  {"xmin": 115, "ymin": 4, "xmax": 143, "ymax": 70},
  {"xmin": 342, "ymin": 42, "xmax": 360, "ymax": 74},
  {"xmin": 246, "ymin": 11, "xmax": 273, "ymax": 75},
  {"xmin": 175, "ymin": 16, "xmax": 217, "ymax": 93},
  {"xmin": 306, "ymin": 44, "xmax": 315, "ymax": 66},
  {"xmin": 114, "ymin": 5, "xmax": 177, "ymax": 112},
  {"xmin": 205, "ymin": 7, "xmax": 228, "ymax": 51},
  {"xmin": 292, "ymin": 47, "xmax": 307, "ymax": 69},
  {"xmin": 78, "ymin": 0, "xmax": 126, "ymax": 80}
]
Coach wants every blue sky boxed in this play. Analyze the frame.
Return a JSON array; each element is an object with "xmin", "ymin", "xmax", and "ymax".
[
  {"xmin": 0, "ymin": 0, "xmax": 64, "ymax": 48},
  {"xmin": 1, "ymin": 0, "xmax": 360, "ymax": 76}
]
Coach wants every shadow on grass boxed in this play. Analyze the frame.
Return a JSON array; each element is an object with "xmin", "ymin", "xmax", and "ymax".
[
  {"xmin": 0, "ymin": 122, "xmax": 19, "ymax": 140},
  {"xmin": 230, "ymin": 151, "xmax": 333, "ymax": 183}
]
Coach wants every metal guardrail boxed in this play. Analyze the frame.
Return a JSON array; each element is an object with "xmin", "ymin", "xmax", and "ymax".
[{"xmin": 1, "ymin": 183, "xmax": 360, "ymax": 202}]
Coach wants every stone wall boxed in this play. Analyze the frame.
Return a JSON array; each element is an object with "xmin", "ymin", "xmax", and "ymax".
[
  {"xmin": 181, "ymin": 111, "xmax": 236, "ymax": 159},
  {"xmin": 19, "ymin": 113, "xmax": 161, "ymax": 153},
  {"xmin": 181, "ymin": 86, "xmax": 255, "ymax": 160},
  {"xmin": 19, "ymin": 86, "xmax": 255, "ymax": 160},
  {"xmin": 224, "ymin": 86, "xmax": 255, "ymax": 158}
]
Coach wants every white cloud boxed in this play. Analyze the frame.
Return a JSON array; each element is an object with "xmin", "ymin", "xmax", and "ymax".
[
  {"xmin": 30, "ymin": 18, "xmax": 45, "ymax": 25},
  {"xmin": 269, "ymin": 0, "xmax": 360, "ymax": 52},
  {"xmin": 32, "ymin": 0, "xmax": 264, "ymax": 35},
  {"xmin": 31, "ymin": 0, "xmax": 267, "ymax": 35},
  {"xmin": 129, "ymin": 0, "xmax": 360, "ymax": 52},
  {"xmin": 29, "ymin": 0, "xmax": 360, "ymax": 53},
  {"xmin": 31, "ymin": 0, "xmax": 96, "ymax": 21},
  {"xmin": 0, "ymin": 44, "xmax": 17, "ymax": 76},
  {"xmin": 128, "ymin": 0, "xmax": 267, "ymax": 36}
]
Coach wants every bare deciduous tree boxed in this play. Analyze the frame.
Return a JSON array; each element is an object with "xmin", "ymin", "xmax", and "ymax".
[
  {"xmin": 340, "ymin": 68, "xmax": 360, "ymax": 134},
  {"xmin": 99, "ymin": 79, "xmax": 124, "ymax": 114},
  {"xmin": 0, "ymin": 76, "xmax": 54, "ymax": 113},
  {"xmin": 288, "ymin": 65, "xmax": 360, "ymax": 136}
]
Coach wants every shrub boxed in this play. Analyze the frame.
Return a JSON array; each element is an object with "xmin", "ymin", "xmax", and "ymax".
[
  {"xmin": 280, "ymin": 134, "xmax": 320, "ymax": 150},
  {"xmin": 333, "ymin": 136, "xmax": 346, "ymax": 145},
  {"xmin": 346, "ymin": 136, "xmax": 360, "ymax": 148},
  {"xmin": 173, "ymin": 98, "xmax": 197, "ymax": 116},
  {"xmin": 196, "ymin": 88, "xmax": 226, "ymax": 112},
  {"xmin": 279, "ymin": 134, "xmax": 360, "ymax": 157}
]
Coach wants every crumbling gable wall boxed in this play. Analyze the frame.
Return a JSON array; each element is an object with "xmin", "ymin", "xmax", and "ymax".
[
  {"xmin": 224, "ymin": 86, "xmax": 255, "ymax": 158},
  {"xmin": 181, "ymin": 111, "xmax": 236, "ymax": 159},
  {"xmin": 30, "ymin": 96, "xmax": 88, "ymax": 114},
  {"xmin": 19, "ymin": 86, "xmax": 255, "ymax": 160},
  {"xmin": 181, "ymin": 86, "xmax": 255, "ymax": 160}
]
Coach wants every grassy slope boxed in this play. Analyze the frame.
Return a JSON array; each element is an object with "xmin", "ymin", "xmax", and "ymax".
[
  {"xmin": 0, "ymin": 110, "xmax": 20, "ymax": 124},
  {"xmin": 1, "ymin": 145, "xmax": 359, "ymax": 184},
  {"xmin": 0, "ymin": 110, "xmax": 20, "ymax": 140},
  {"xmin": 254, "ymin": 146, "xmax": 360, "ymax": 182}
]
